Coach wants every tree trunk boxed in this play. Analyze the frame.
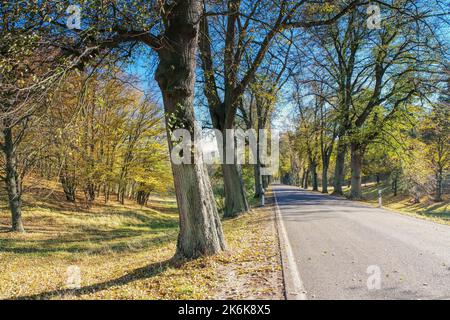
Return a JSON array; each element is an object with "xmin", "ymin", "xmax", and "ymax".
[
  {"xmin": 117, "ymin": 180, "xmax": 126, "ymax": 204},
  {"xmin": 332, "ymin": 140, "xmax": 346, "ymax": 195},
  {"xmin": 253, "ymin": 126, "xmax": 263, "ymax": 198},
  {"xmin": 60, "ymin": 174, "xmax": 76, "ymax": 202},
  {"xmin": 210, "ymin": 122, "xmax": 249, "ymax": 217},
  {"xmin": 85, "ymin": 183, "xmax": 95, "ymax": 203},
  {"xmin": 263, "ymin": 174, "xmax": 270, "ymax": 189},
  {"xmin": 350, "ymin": 143, "xmax": 363, "ymax": 199},
  {"xmin": 435, "ymin": 168, "xmax": 443, "ymax": 202},
  {"xmin": 136, "ymin": 190, "xmax": 150, "ymax": 206},
  {"xmin": 254, "ymin": 163, "xmax": 263, "ymax": 198},
  {"xmin": 310, "ymin": 162, "xmax": 318, "ymax": 191},
  {"xmin": 322, "ymin": 156, "xmax": 329, "ymax": 193},
  {"xmin": 301, "ymin": 168, "xmax": 306, "ymax": 188},
  {"xmin": 304, "ymin": 169, "xmax": 309, "ymax": 189},
  {"xmin": 3, "ymin": 125, "xmax": 24, "ymax": 232},
  {"xmin": 104, "ymin": 183, "xmax": 110, "ymax": 203},
  {"xmin": 393, "ymin": 176, "xmax": 398, "ymax": 197},
  {"xmin": 155, "ymin": 0, "xmax": 226, "ymax": 258},
  {"xmin": 213, "ymin": 123, "xmax": 249, "ymax": 217},
  {"xmin": 222, "ymin": 163, "xmax": 249, "ymax": 217}
]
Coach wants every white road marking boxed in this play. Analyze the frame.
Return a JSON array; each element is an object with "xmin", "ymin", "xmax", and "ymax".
[{"xmin": 273, "ymin": 187, "xmax": 308, "ymax": 300}]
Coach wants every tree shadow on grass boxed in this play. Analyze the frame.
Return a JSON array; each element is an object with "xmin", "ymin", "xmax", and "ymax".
[
  {"xmin": 0, "ymin": 229, "xmax": 178, "ymax": 255},
  {"xmin": 12, "ymin": 257, "xmax": 184, "ymax": 300}
]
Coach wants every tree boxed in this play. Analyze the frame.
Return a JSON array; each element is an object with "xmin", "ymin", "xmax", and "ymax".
[
  {"xmin": 347, "ymin": 9, "xmax": 439, "ymax": 199},
  {"xmin": 0, "ymin": 2, "xmax": 73, "ymax": 231},
  {"xmin": 300, "ymin": 8, "xmax": 367, "ymax": 195},
  {"xmin": 421, "ymin": 90, "xmax": 449, "ymax": 201},
  {"xmin": 3, "ymin": 0, "xmax": 227, "ymax": 256},
  {"xmin": 198, "ymin": 0, "xmax": 367, "ymax": 216},
  {"xmin": 237, "ymin": 32, "xmax": 294, "ymax": 197},
  {"xmin": 59, "ymin": 0, "xmax": 227, "ymax": 257}
]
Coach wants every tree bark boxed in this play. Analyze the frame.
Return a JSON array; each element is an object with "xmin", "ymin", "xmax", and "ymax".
[
  {"xmin": 136, "ymin": 190, "xmax": 150, "ymax": 206},
  {"xmin": 254, "ymin": 163, "xmax": 263, "ymax": 198},
  {"xmin": 155, "ymin": 0, "xmax": 226, "ymax": 258},
  {"xmin": 392, "ymin": 175, "xmax": 398, "ymax": 197},
  {"xmin": 104, "ymin": 183, "xmax": 110, "ymax": 203},
  {"xmin": 350, "ymin": 143, "xmax": 363, "ymax": 199},
  {"xmin": 208, "ymin": 114, "xmax": 249, "ymax": 217},
  {"xmin": 262, "ymin": 173, "xmax": 270, "ymax": 189},
  {"xmin": 211, "ymin": 119, "xmax": 249, "ymax": 217},
  {"xmin": 309, "ymin": 161, "xmax": 318, "ymax": 191},
  {"xmin": 321, "ymin": 156, "xmax": 330, "ymax": 193},
  {"xmin": 435, "ymin": 168, "xmax": 443, "ymax": 202},
  {"xmin": 60, "ymin": 175, "xmax": 76, "ymax": 202},
  {"xmin": 332, "ymin": 140, "xmax": 347, "ymax": 195},
  {"xmin": 2, "ymin": 125, "xmax": 24, "ymax": 232},
  {"xmin": 253, "ymin": 125, "xmax": 263, "ymax": 198},
  {"xmin": 303, "ymin": 169, "xmax": 309, "ymax": 189},
  {"xmin": 222, "ymin": 163, "xmax": 249, "ymax": 217},
  {"xmin": 300, "ymin": 168, "xmax": 306, "ymax": 188}
]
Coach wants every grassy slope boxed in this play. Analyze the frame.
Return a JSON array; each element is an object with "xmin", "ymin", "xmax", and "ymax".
[
  {"xmin": 305, "ymin": 181, "xmax": 449, "ymax": 225},
  {"xmin": 340, "ymin": 182, "xmax": 449, "ymax": 225},
  {"xmin": 0, "ymin": 180, "xmax": 282, "ymax": 300}
]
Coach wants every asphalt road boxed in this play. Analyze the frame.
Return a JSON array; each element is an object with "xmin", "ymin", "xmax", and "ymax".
[{"xmin": 273, "ymin": 184, "xmax": 450, "ymax": 300}]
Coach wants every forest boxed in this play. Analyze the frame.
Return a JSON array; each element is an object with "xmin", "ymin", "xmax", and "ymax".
[{"xmin": 0, "ymin": 0, "xmax": 448, "ymax": 300}]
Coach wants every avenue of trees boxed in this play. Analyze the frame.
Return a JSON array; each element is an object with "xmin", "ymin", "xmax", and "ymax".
[
  {"xmin": 280, "ymin": 2, "xmax": 449, "ymax": 203},
  {"xmin": 1, "ymin": 1, "xmax": 448, "ymax": 259}
]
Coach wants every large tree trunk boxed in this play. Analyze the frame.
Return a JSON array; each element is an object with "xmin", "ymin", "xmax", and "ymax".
[
  {"xmin": 210, "ymin": 114, "xmax": 249, "ymax": 217},
  {"xmin": 350, "ymin": 143, "xmax": 363, "ymax": 199},
  {"xmin": 332, "ymin": 140, "xmax": 347, "ymax": 195},
  {"xmin": 222, "ymin": 163, "xmax": 249, "ymax": 217},
  {"xmin": 155, "ymin": 0, "xmax": 226, "ymax": 259},
  {"xmin": 3, "ymin": 125, "xmax": 24, "ymax": 232},
  {"xmin": 214, "ymin": 123, "xmax": 249, "ymax": 217}
]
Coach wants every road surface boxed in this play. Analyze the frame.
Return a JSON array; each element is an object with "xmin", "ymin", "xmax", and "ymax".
[{"xmin": 273, "ymin": 185, "xmax": 450, "ymax": 300}]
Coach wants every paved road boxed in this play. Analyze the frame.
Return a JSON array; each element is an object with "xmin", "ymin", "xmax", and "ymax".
[{"xmin": 273, "ymin": 185, "xmax": 450, "ymax": 300}]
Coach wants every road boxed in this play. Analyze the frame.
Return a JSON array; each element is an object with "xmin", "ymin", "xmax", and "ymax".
[{"xmin": 273, "ymin": 184, "xmax": 450, "ymax": 300}]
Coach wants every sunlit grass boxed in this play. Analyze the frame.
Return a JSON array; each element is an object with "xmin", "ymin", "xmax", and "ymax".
[
  {"xmin": 303, "ymin": 182, "xmax": 449, "ymax": 225},
  {"xmin": 0, "ymin": 181, "xmax": 281, "ymax": 300},
  {"xmin": 341, "ymin": 183, "xmax": 450, "ymax": 225}
]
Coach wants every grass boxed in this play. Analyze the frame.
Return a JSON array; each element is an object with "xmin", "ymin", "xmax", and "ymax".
[
  {"xmin": 305, "ymin": 182, "xmax": 449, "ymax": 225},
  {"xmin": 341, "ymin": 182, "xmax": 450, "ymax": 225},
  {"xmin": 0, "ymin": 180, "xmax": 282, "ymax": 300}
]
